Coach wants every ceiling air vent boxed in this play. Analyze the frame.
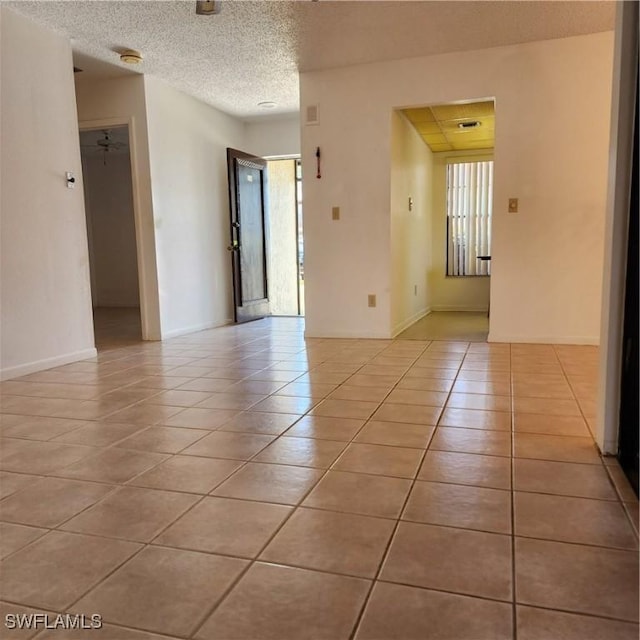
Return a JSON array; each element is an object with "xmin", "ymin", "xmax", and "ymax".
[
  {"xmin": 458, "ymin": 120, "xmax": 481, "ymax": 129},
  {"xmin": 306, "ymin": 104, "xmax": 319, "ymax": 125}
]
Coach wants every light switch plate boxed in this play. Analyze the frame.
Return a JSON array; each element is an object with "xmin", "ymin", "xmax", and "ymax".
[
  {"xmin": 368, "ymin": 294, "xmax": 376, "ymax": 308},
  {"xmin": 332, "ymin": 206, "xmax": 340, "ymax": 221}
]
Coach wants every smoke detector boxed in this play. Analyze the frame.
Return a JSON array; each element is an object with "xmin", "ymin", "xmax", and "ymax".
[
  {"xmin": 196, "ymin": 1, "xmax": 222, "ymax": 15},
  {"xmin": 120, "ymin": 49, "xmax": 143, "ymax": 64}
]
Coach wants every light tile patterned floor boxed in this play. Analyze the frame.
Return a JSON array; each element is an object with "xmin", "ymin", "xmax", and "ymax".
[
  {"xmin": 396, "ymin": 311, "xmax": 489, "ymax": 342},
  {"xmin": 0, "ymin": 316, "xmax": 638, "ymax": 640}
]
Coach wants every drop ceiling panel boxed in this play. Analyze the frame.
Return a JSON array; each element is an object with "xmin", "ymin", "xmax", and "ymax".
[
  {"xmin": 401, "ymin": 100, "xmax": 495, "ymax": 153},
  {"xmin": 450, "ymin": 139, "xmax": 494, "ymax": 151},
  {"xmin": 422, "ymin": 133, "xmax": 449, "ymax": 145},
  {"xmin": 430, "ymin": 143, "xmax": 454, "ymax": 152},
  {"xmin": 439, "ymin": 115, "xmax": 495, "ymax": 133},
  {"xmin": 404, "ymin": 108, "xmax": 436, "ymax": 123},
  {"xmin": 414, "ymin": 122, "xmax": 442, "ymax": 135},
  {"xmin": 430, "ymin": 101, "xmax": 495, "ymax": 121}
]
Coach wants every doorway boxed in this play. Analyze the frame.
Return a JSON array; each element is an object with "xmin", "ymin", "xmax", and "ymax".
[
  {"xmin": 391, "ymin": 100, "xmax": 494, "ymax": 340},
  {"xmin": 79, "ymin": 125, "xmax": 142, "ymax": 348},
  {"xmin": 226, "ymin": 149, "xmax": 304, "ymax": 323},
  {"xmin": 267, "ymin": 158, "xmax": 304, "ymax": 316}
]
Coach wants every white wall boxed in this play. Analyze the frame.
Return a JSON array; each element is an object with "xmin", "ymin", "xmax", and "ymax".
[
  {"xmin": 76, "ymin": 75, "xmax": 298, "ymax": 339},
  {"xmin": 75, "ymin": 75, "xmax": 161, "ymax": 339},
  {"xmin": 430, "ymin": 150, "xmax": 492, "ymax": 312},
  {"xmin": 390, "ymin": 111, "xmax": 433, "ymax": 336},
  {"xmin": 0, "ymin": 8, "xmax": 96, "ymax": 380},
  {"xmin": 245, "ymin": 116, "xmax": 301, "ymax": 158},
  {"xmin": 82, "ymin": 151, "xmax": 140, "ymax": 307},
  {"xmin": 301, "ymin": 89, "xmax": 393, "ymax": 338},
  {"xmin": 143, "ymin": 76, "xmax": 246, "ymax": 337},
  {"xmin": 300, "ymin": 32, "xmax": 614, "ymax": 342}
]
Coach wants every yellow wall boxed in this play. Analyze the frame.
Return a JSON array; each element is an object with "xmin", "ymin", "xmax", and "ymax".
[
  {"xmin": 429, "ymin": 149, "xmax": 492, "ymax": 312},
  {"xmin": 390, "ymin": 111, "xmax": 433, "ymax": 335}
]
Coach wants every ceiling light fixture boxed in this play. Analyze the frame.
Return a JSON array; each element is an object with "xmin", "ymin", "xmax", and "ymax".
[
  {"xmin": 258, "ymin": 101, "xmax": 277, "ymax": 110},
  {"xmin": 120, "ymin": 49, "xmax": 143, "ymax": 64},
  {"xmin": 196, "ymin": 1, "xmax": 222, "ymax": 15},
  {"xmin": 458, "ymin": 120, "xmax": 481, "ymax": 129}
]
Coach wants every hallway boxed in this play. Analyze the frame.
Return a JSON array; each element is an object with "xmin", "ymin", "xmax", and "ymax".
[
  {"xmin": 397, "ymin": 311, "xmax": 489, "ymax": 342},
  {"xmin": 93, "ymin": 307, "xmax": 143, "ymax": 350},
  {"xmin": 0, "ymin": 318, "xmax": 637, "ymax": 639}
]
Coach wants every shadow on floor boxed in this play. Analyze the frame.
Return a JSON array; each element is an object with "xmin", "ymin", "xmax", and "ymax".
[
  {"xmin": 396, "ymin": 311, "xmax": 489, "ymax": 342},
  {"xmin": 93, "ymin": 307, "xmax": 142, "ymax": 350}
]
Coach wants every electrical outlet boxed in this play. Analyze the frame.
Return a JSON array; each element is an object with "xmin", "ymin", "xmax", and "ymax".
[
  {"xmin": 332, "ymin": 206, "xmax": 340, "ymax": 220},
  {"xmin": 508, "ymin": 198, "xmax": 519, "ymax": 213},
  {"xmin": 368, "ymin": 294, "xmax": 376, "ymax": 308}
]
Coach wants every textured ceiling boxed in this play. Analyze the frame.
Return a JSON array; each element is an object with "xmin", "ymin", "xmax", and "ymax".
[
  {"xmin": 404, "ymin": 101, "xmax": 495, "ymax": 152},
  {"xmin": 6, "ymin": 1, "xmax": 615, "ymax": 119}
]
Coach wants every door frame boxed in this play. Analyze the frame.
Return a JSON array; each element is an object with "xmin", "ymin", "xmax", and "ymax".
[
  {"xmin": 596, "ymin": 0, "xmax": 638, "ymax": 454},
  {"xmin": 78, "ymin": 116, "xmax": 159, "ymax": 341}
]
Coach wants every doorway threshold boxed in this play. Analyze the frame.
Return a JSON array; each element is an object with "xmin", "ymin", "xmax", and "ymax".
[{"xmin": 396, "ymin": 311, "xmax": 489, "ymax": 341}]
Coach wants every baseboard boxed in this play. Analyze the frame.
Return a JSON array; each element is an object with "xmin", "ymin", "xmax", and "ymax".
[
  {"xmin": 431, "ymin": 305, "xmax": 489, "ymax": 313},
  {"xmin": 161, "ymin": 319, "xmax": 232, "ymax": 340},
  {"xmin": 392, "ymin": 307, "xmax": 432, "ymax": 338},
  {"xmin": 0, "ymin": 347, "xmax": 98, "ymax": 382},
  {"xmin": 487, "ymin": 333, "xmax": 600, "ymax": 346}
]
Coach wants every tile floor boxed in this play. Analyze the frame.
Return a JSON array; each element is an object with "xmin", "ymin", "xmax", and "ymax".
[
  {"xmin": 92, "ymin": 307, "xmax": 142, "ymax": 350},
  {"xmin": 397, "ymin": 311, "xmax": 489, "ymax": 341},
  {"xmin": 0, "ymin": 317, "xmax": 638, "ymax": 640}
]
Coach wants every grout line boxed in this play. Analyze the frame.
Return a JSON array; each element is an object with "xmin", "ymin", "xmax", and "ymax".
[
  {"xmin": 190, "ymin": 339, "xmax": 434, "ymax": 639},
  {"xmin": 349, "ymin": 340, "xmax": 466, "ymax": 639},
  {"xmin": 553, "ymin": 344, "xmax": 639, "ymax": 535},
  {"xmin": 3, "ymin": 559, "xmax": 639, "ymax": 635},
  {"xmin": 510, "ymin": 342, "xmax": 519, "ymax": 640},
  {"xmin": 603, "ymin": 465, "xmax": 640, "ymax": 539},
  {"xmin": 551, "ymin": 344, "xmax": 597, "ymax": 441},
  {"xmin": 2, "ymin": 329, "xmax": 632, "ymax": 638}
]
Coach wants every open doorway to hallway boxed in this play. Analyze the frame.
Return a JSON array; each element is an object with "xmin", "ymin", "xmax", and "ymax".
[
  {"xmin": 396, "ymin": 311, "xmax": 488, "ymax": 341},
  {"xmin": 391, "ymin": 99, "xmax": 494, "ymax": 341},
  {"xmin": 266, "ymin": 157, "xmax": 305, "ymax": 316},
  {"xmin": 79, "ymin": 125, "xmax": 142, "ymax": 349}
]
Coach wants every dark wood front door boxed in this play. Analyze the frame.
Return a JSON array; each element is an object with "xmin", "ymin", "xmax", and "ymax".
[{"xmin": 227, "ymin": 148, "xmax": 270, "ymax": 323}]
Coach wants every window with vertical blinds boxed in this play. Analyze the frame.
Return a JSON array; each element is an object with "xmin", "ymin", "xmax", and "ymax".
[{"xmin": 446, "ymin": 160, "xmax": 493, "ymax": 276}]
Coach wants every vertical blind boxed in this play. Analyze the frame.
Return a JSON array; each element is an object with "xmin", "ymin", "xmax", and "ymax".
[{"xmin": 446, "ymin": 160, "xmax": 493, "ymax": 276}]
